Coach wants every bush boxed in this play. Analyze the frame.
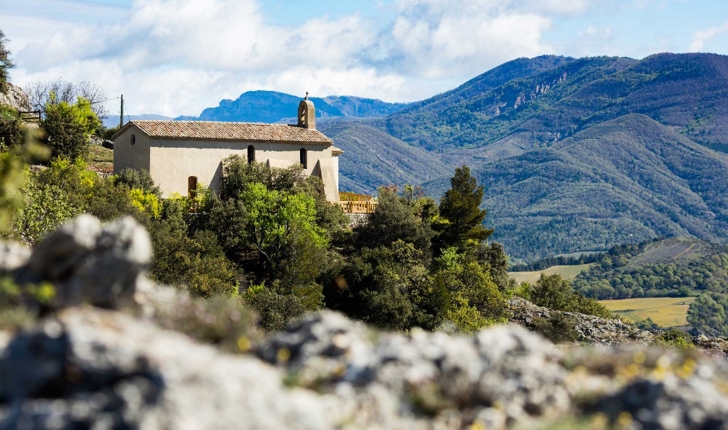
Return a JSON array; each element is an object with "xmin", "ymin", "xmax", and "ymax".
[
  {"xmin": 14, "ymin": 181, "xmax": 77, "ymax": 244},
  {"xmin": 149, "ymin": 220, "xmax": 239, "ymax": 299},
  {"xmin": 655, "ymin": 328, "xmax": 693, "ymax": 350},
  {"xmin": 114, "ymin": 168, "xmax": 162, "ymax": 197},
  {"xmin": 326, "ymin": 240, "xmax": 448, "ymax": 331},
  {"xmin": 244, "ymin": 283, "xmax": 308, "ymax": 332},
  {"xmin": 529, "ymin": 274, "xmax": 612, "ymax": 319},
  {"xmin": 435, "ymin": 249, "xmax": 508, "ymax": 332},
  {"xmin": 0, "ymin": 106, "xmax": 22, "ymax": 149},
  {"xmin": 41, "ymin": 97, "xmax": 100, "ymax": 160},
  {"xmin": 356, "ymin": 187, "xmax": 434, "ymax": 255},
  {"xmin": 687, "ymin": 292, "xmax": 728, "ymax": 337},
  {"xmin": 532, "ymin": 312, "xmax": 580, "ymax": 343},
  {"xmin": 635, "ymin": 317, "xmax": 660, "ymax": 332}
]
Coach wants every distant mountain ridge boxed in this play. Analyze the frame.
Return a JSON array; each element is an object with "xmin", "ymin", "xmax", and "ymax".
[
  {"xmin": 376, "ymin": 53, "xmax": 728, "ymax": 154},
  {"xmin": 102, "ymin": 114, "xmax": 172, "ymax": 129},
  {"xmin": 176, "ymin": 91, "xmax": 409, "ymax": 123}
]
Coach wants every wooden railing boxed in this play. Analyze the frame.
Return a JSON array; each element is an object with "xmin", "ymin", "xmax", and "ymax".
[
  {"xmin": 336, "ymin": 200, "xmax": 378, "ymax": 214},
  {"xmin": 18, "ymin": 110, "xmax": 42, "ymax": 123}
]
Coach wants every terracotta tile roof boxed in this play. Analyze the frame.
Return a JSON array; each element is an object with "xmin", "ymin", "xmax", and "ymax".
[
  {"xmin": 331, "ymin": 146, "xmax": 344, "ymax": 155},
  {"xmin": 115, "ymin": 120, "xmax": 333, "ymax": 145}
]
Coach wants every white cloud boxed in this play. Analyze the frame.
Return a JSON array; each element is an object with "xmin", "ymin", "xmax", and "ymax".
[
  {"xmin": 690, "ymin": 21, "xmax": 728, "ymax": 52},
  {"xmin": 3, "ymin": 0, "xmax": 576, "ymax": 116}
]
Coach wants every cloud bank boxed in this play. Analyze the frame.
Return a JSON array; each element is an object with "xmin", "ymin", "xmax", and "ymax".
[{"xmin": 0, "ymin": 0, "xmax": 678, "ymax": 116}]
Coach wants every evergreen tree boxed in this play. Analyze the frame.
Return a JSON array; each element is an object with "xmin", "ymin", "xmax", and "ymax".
[
  {"xmin": 0, "ymin": 30, "xmax": 13, "ymax": 93},
  {"xmin": 435, "ymin": 165, "xmax": 493, "ymax": 253}
]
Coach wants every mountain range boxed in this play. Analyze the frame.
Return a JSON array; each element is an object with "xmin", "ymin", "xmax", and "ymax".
[
  {"xmin": 175, "ymin": 91, "xmax": 408, "ymax": 123},
  {"xmin": 128, "ymin": 53, "xmax": 728, "ymax": 261}
]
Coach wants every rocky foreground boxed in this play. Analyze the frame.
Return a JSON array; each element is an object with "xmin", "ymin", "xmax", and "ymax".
[{"xmin": 1, "ymin": 216, "xmax": 728, "ymax": 430}]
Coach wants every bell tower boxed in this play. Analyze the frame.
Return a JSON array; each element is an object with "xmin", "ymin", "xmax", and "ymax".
[{"xmin": 298, "ymin": 92, "xmax": 316, "ymax": 130}]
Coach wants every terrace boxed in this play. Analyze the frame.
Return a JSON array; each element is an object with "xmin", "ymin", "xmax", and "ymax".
[{"xmin": 336, "ymin": 191, "xmax": 378, "ymax": 214}]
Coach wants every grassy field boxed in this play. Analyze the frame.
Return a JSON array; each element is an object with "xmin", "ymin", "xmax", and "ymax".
[
  {"xmin": 599, "ymin": 297, "xmax": 696, "ymax": 327},
  {"xmin": 87, "ymin": 144, "xmax": 113, "ymax": 174},
  {"xmin": 508, "ymin": 264, "xmax": 594, "ymax": 285}
]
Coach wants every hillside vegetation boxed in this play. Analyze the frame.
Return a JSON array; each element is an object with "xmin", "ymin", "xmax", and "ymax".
[
  {"xmin": 321, "ymin": 122, "xmax": 453, "ymax": 193},
  {"xmin": 572, "ymin": 237, "xmax": 728, "ymax": 299},
  {"xmin": 423, "ymin": 114, "xmax": 728, "ymax": 260}
]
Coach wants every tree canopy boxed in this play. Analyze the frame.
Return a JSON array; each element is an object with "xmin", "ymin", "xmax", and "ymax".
[
  {"xmin": 0, "ymin": 30, "xmax": 13, "ymax": 93},
  {"xmin": 435, "ymin": 165, "xmax": 493, "ymax": 253}
]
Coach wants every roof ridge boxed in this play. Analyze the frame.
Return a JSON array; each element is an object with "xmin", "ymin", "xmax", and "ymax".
[
  {"xmin": 118, "ymin": 119, "xmax": 333, "ymax": 145},
  {"xmin": 131, "ymin": 119, "xmax": 295, "ymax": 126}
]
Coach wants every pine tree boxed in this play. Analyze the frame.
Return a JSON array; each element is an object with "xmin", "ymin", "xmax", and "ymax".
[
  {"xmin": 435, "ymin": 165, "xmax": 493, "ymax": 252},
  {"xmin": 0, "ymin": 30, "xmax": 14, "ymax": 93}
]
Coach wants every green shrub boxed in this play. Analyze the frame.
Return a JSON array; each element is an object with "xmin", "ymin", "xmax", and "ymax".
[
  {"xmin": 326, "ymin": 240, "xmax": 448, "ymax": 331},
  {"xmin": 42, "ymin": 97, "xmax": 99, "ymax": 160},
  {"xmin": 114, "ymin": 168, "xmax": 162, "ymax": 197},
  {"xmin": 0, "ymin": 106, "xmax": 22, "ymax": 149},
  {"xmin": 532, "ymin": 312, "xmax": 580, "ymax": 343},
  {"xmin": 14, "ymin": 181, "xmax": 77, "ymax": 244},
  {"xmin": 529, "ymin": 274, "xmax": 612, "ymax": 318},
  {"xmin": 244, "ymin": 283, "xmax": 308, "ymax": 332},
  {"xmin": 655, "ymin": 328, "xmax": 693, "ymax": 350},
  {"xmin": 687, "ymin": 292, "xmax": 728, "ymax": 337}
]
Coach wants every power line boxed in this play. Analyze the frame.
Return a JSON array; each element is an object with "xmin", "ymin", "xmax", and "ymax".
[{"xmin": 92, "ymin": 96, "xmax": 120, "ymax": 105}]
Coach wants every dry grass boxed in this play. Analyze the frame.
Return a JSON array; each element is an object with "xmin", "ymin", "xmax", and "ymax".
[
  {"xmin": 87, "ymin": 144, "xmax": 113, "ymax": 174},
  {"xmin": 508, "ymin": 264, "xmax": 594, "ymax": 285},
  {"xmin": 599, "ymin": 297, "xmax": 696, "ymax": 327}
]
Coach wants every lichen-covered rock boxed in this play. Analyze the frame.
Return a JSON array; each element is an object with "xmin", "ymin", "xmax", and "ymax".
[
  {"xmin": 258, "ymin": 312, "xmax": 571, "ymax": 429},
  {"xmin": 18, "ymin": 215, "xmax": 152, "ymax": 309},
  {"xmin": 0, "ymin": 308, "xmax": 333, "ymax": 430}
]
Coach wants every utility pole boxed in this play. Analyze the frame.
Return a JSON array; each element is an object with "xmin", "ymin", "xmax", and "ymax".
[{"xmin": 120, "ymin": 94, "xmax": 124, "ymax": 129}]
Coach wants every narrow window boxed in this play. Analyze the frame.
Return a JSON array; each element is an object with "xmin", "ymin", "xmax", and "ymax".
[
  {"xmin": 188, "ymin": 176, "xmax": 198, "ymax": 199},
  {"xmin": 247, "ymin": 145, "xmax": 255, "ymax": 164},
  {"xmin": 130, "ymin": 134, "xmax": 136, "ymax": 146},
  {"xmin": 300, "ymin": 148, "xmax": 307, "ymax": 169}
]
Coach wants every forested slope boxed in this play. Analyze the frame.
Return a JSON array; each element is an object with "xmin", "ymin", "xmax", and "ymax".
[
  {"xmin": 425, "ymin": 114, "xmax": 728, "ymax": 260},
  {"xmin": 321, "ymin": 122, "xmax": 453, "ymax": 194}
]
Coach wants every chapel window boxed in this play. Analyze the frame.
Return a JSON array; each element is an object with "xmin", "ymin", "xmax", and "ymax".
[
  {"xmin": 247, "ymin": 145, "xmax": 255, "ymax": 164},
  {"xmin": 188, "ymin": 176, "xmax": 198, "ymax": 199},
  {"xmin": 300, "ymin": 148, "xmax": 307, "ymax": 169}
]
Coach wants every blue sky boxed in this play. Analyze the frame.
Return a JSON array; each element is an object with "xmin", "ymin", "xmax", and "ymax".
[{"xmin": 2, "ymin": 0, "xmax": 727, "ymax": 117}]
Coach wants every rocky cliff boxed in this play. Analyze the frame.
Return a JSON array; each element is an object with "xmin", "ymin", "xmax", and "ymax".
[
  {"xmin": 1, "ymin": 216, "xmax": 728, "ymax": 430},
  {"xmin": 0, "ymin": 82, "xmax": 31, "ymax": 112}
]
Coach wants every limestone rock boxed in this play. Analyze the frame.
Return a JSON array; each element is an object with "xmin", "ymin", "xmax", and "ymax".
[
  {"xmin": 0, "ymin": 82, "xmax": 31, "ymax": 112},
  {"xmin": 0, "ymin": 242, "xmax": 30, "ymax": 272},
  {"xmin": 508, "ymin": 297, "xmax": 654, "ymax": 345},
  {"xmin": 0, "ymin": 308, "xmax": 332, "ymax": 430},
  {"xmin": 19, "ymin": 215, "xmax": 152, "ymax": 309},
  {"xmin": 258, "ymin": 312, "xmax": 571, "ymax": 429}
]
